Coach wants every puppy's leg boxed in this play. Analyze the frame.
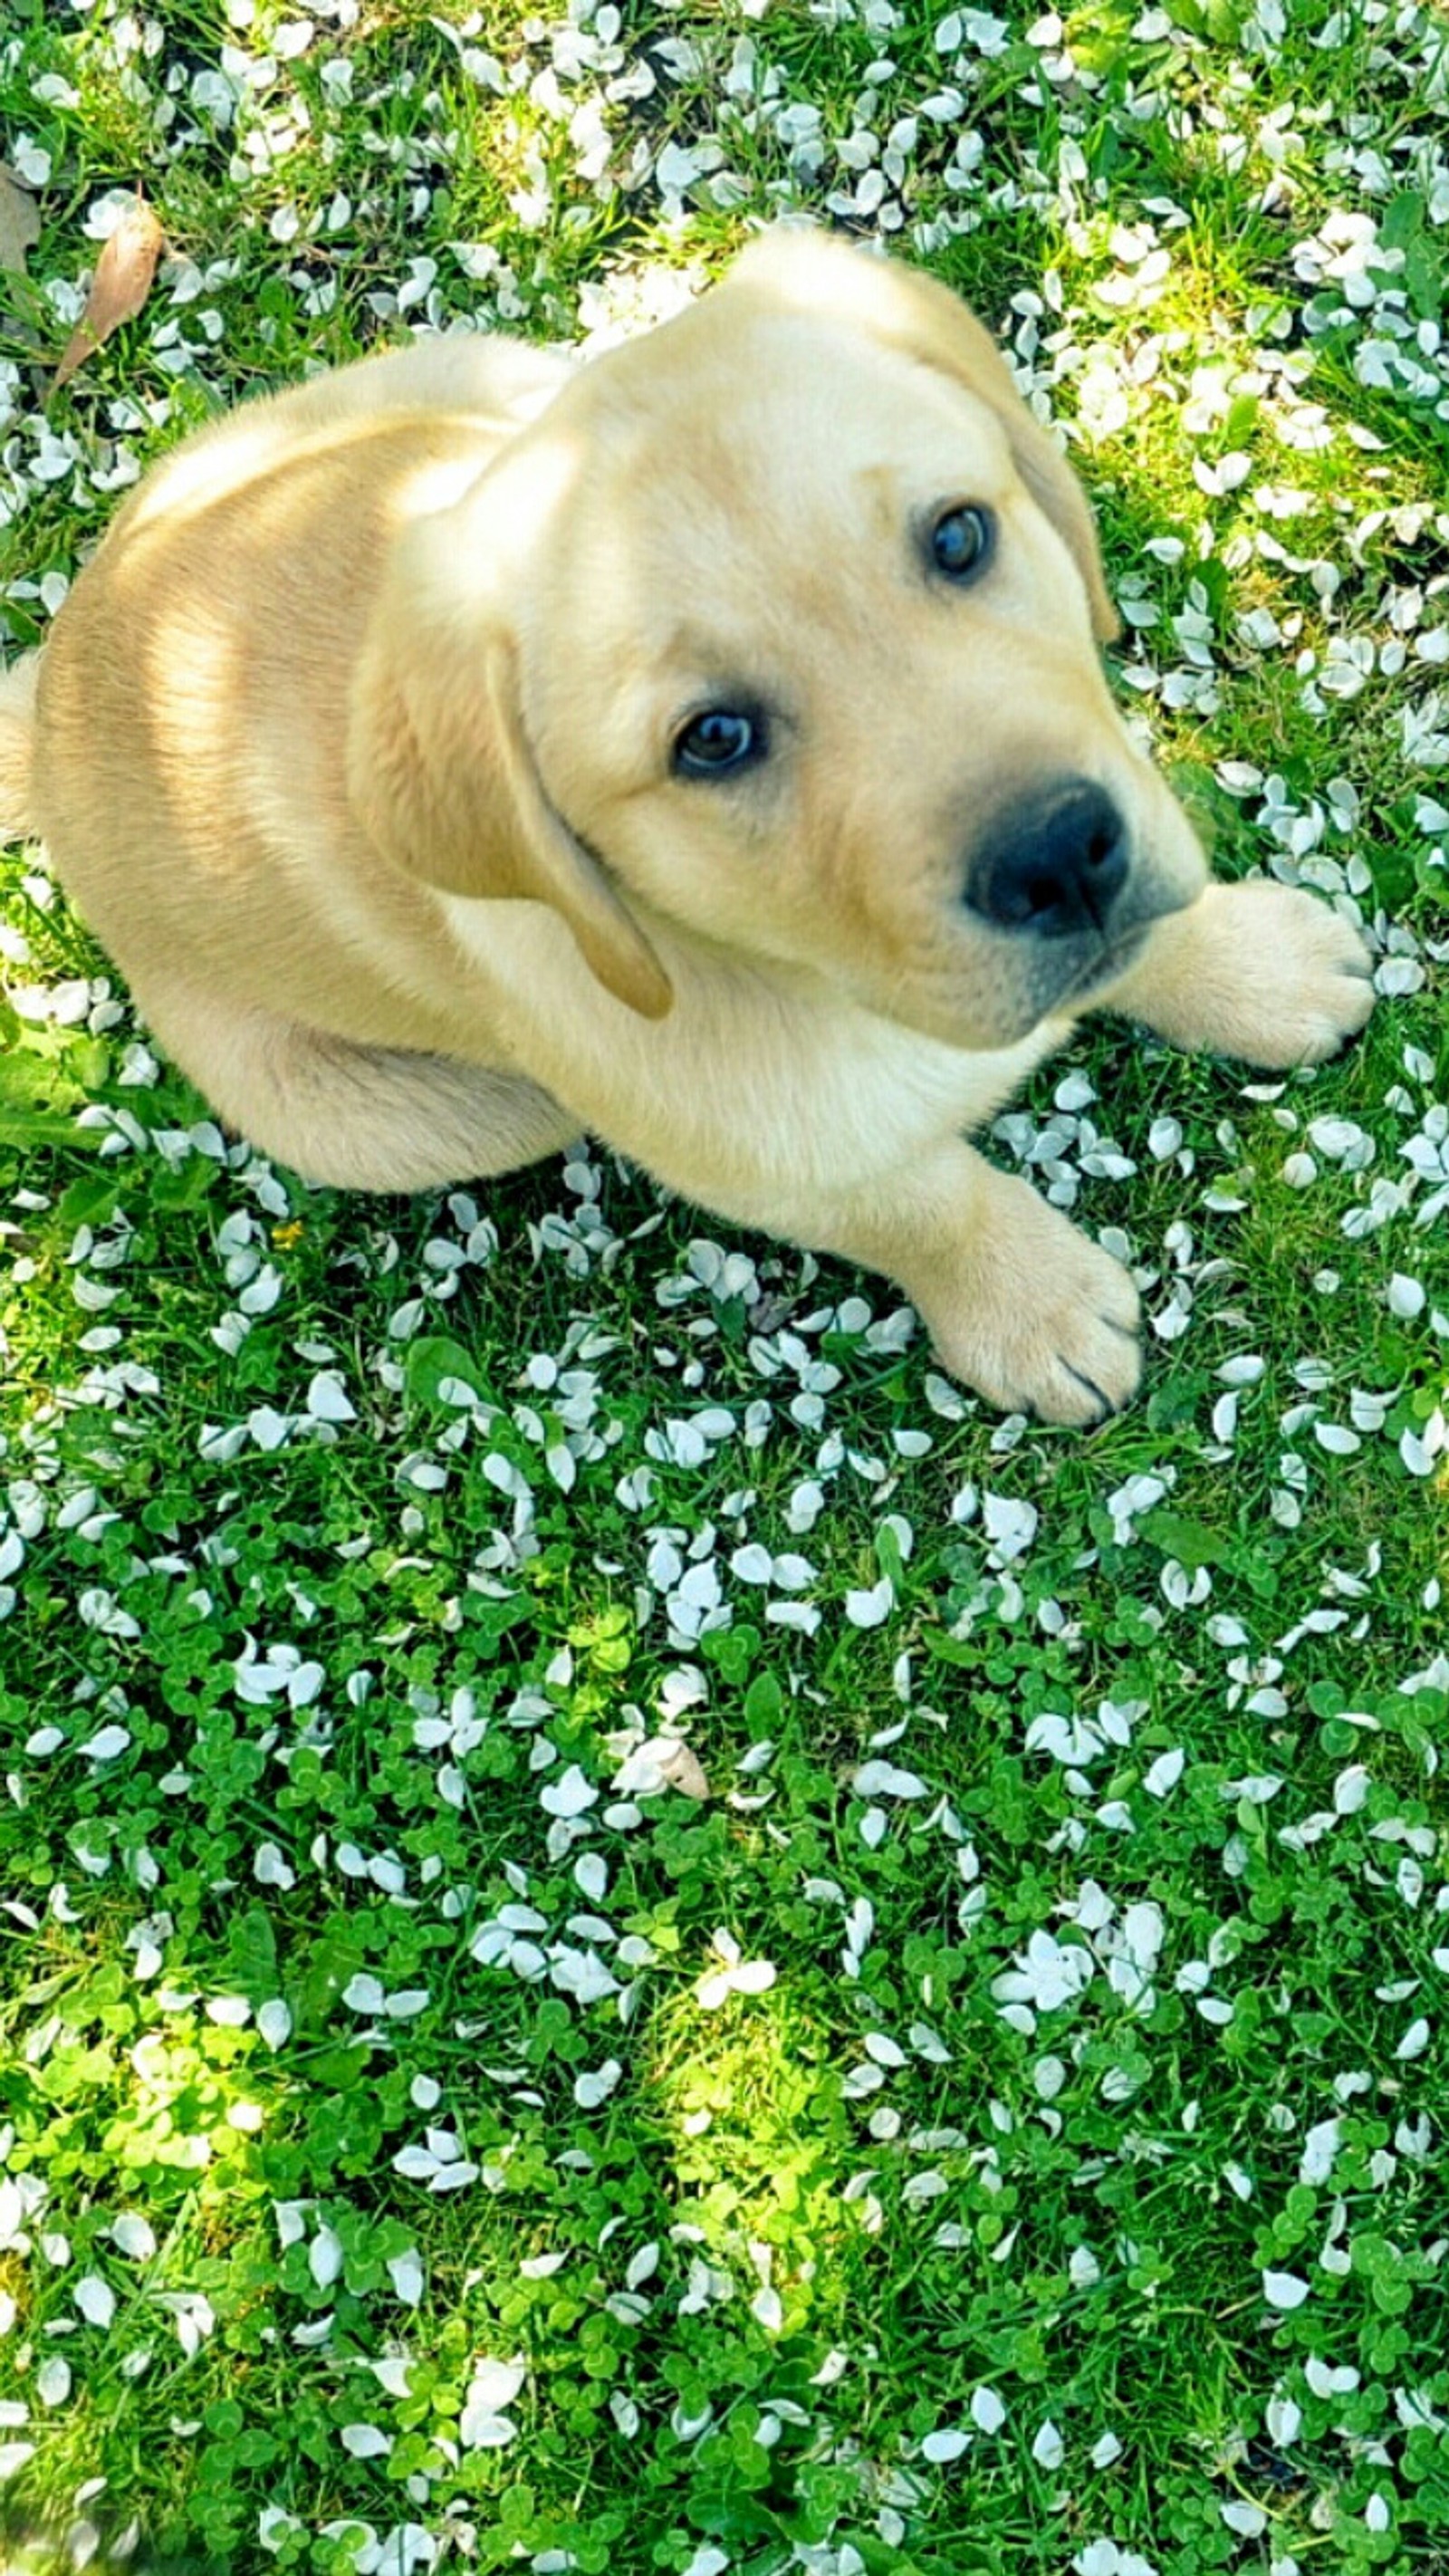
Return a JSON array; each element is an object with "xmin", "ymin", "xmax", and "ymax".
[
  {"xmin": 792, "ymin": 1137, "xmax": 1140, "ymax": 1427},
  {"xmin": 141, "ymin": 991, "xmax": 577, "ymax": 1190},
  {"xmin": 1099, "ymin": 879, "xmax": 1375, "ymax": 1067}
]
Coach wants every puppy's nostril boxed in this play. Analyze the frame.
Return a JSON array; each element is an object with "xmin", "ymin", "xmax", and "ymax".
[
  {"xmin": 969, "ymin": 779, "xmax": 1129, "ymax": 937},
  {"xmin": 1021, "ymin": 864, "xmax": 1070, "ymax": 919}
]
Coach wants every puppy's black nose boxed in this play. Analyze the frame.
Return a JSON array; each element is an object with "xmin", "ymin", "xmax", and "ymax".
[{"xmin": 969, "ymin": 779, "xmax": 1129, "ymax": 937}]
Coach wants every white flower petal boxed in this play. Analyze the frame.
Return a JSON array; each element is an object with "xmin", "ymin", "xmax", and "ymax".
[
  {"xmin": 309, "ymin": 2225, "xmax": 344, "ymax": 2290},
  {"xmin": 730, "ymin": 1959, "xmax": 776, "ymax": 1996},
  {"xmin": 467, "ymin": 2357, "xmax": 525, "ymax": 2416},
  {"xmin": 1142, "ymin": 1748, "xmax": 1185, "ymax": 1798},
  {"xmin": 458, "ymin": 2407, "xmax": 516, "ymax": 2447},
  {"xmin": 1222, "ymin": 2501, "xmax": 1266, "ymax": 2537},
  {"xmin": 540, "ymin": 1763, "xmax": 599, "ymax": 1819},
  {"xmin": 79, "ymin": 1725, "xmax": 130, "ymax": 1763},
  {"xmin": 305, "ymin": 1370, "xmax": 356, "ymax": 1422},
  {"xmin": 341, "ymin": 1974, "xmax": 387, "ymax": 2014},
  {"xmin": 1262, "ymin": 2270, "xmax": 1310, "ymax": 2311},
  {"xmin": 1032, "ymin": 2417, "xmax": 1064, "ymax": 2468},
  {"xmin": 574, "ymin": 2060, "xmax": 623, "ymax": 2110},
  {"xmin": 74, "ymin": 2274, "xmax": 115, "ymax": 2328},
  {"xmin": 844, "ymin": 1578, "xmax": 894, "ymax": 1627},
  {"xmin": 341, "ymin": 2423, "xmax": 391, "ymax": 2458},
  {"xmin": 853, "ymin": 1761, "xmax": 928, "ymax": 1800},
  {"xmin": 387, "ymin": 2248, "xmax": 424, "ymax": 2306}
]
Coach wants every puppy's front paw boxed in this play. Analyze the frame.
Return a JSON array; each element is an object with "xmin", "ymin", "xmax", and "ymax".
[
  {"xmin": 1118, "ymin": 878, "xmax": 1375, "ymax": 1068},
  {"xmin": 927, "ymin": 1174, "xmax": 1142, "ymax": 1427},
  {"xmin": 1232, "ymin": 880, "xmax": 1376, "ymax": 1066}
]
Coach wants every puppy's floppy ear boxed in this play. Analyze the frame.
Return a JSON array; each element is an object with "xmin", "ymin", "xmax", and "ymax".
[
  {"xmin": 349, "ymin": 558, "xmax": 672, "ymax": 1022},
  {"xmin": 730, "ymin": 226, "xmax": 1119, "ymax": 646}
]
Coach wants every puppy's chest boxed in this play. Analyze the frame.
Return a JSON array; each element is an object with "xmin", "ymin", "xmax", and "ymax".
[{"xmin": 440, "ymin": 895, "xmax": 1056, "ymax": 1177}]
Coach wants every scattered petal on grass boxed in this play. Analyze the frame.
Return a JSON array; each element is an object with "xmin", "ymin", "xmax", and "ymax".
[
  {"xmin": 309, "ymin": 2227, "xmax": 343, "ymax": 2291},
  {"xmin": 259, "ymin": 2508, "xmax": 306, "ymax": 2553},
  {"xmin": 305, "ymin": 1370, "xmax": 357, "ymax": 1423},
  {"xmin": 574, "ymin": 2059, "xmax": 623, "ymax": 2109},
  {"xmin": 74, "ymin": 2275, "xmax": 115, "ymax": 2328},
  {"xmin": 1221, "ymin": 2501, "xmax": 1267, "ymax": 2538},
  {"xmin": 682, "ymin": 2550, "xmax": 730, "ymax": 2576},
  {"xmin": 341, "ymin": 1974, "xmax": 387, "ymax": 2014},
  {"xmin": 155, "ymin": 2292, "xmax": 214, "ymax": 2358},
  {"xmin": 459, "ymin": 2358, "xmax": 525, "ymax": 2449},
  {"xmin": 1032, "ymin": 2417, "xmax": 1065, "ymax": 2469},
  {"xmin": 340, "ymin": 2424, "xmax": 391, "ymax": 2459},
  {"xmin": 612, "ymin": 1737, "xmax": 710, "ymax": 1799},
  {"xmin": 78, "ymin": 1725, "xmax": 130, "ymax": 1763},
  {"xmin": 982, "ymin": 1494, "xmax": 1039, "ymax": 1560},
  {"xmin": 1262, "ymin": 2271, "xmax": 1311, "ymax": 2311},
  {"xmin": 993, "ymin": 1931, "xmax": 1095, "ymax": 2015},
  {"xmin": 696, "ymin": 1937, "xmax": 777, "ymax": 2011},
  {"xmin": 853, "ymin": 1760, "xmax": 928, "ymax": 1800},
  {"xmin": 540, "ymin": 1764, "xmax": 599, "ymax": 1818},
  {"xmin": 387, "ymin": 2250, "xmax": 424, "ymax": 2306},
  {"xmin": 1300, "ymin": 2119, "xmax": 1341, "ymax": 2185},
  {"xmin": 844, "ymin": 1577, "xmax": 894, "ymax": 1627},
  {"xmin": 257, "ymin": 1999, "xmax": 293, "ymax": 2049},
  {"xmin": 625, "ymin": 2243, "xmax": 659, "ymax": 2291}
]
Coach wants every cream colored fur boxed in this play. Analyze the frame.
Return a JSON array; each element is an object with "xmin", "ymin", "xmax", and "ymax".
[{"xmin": 0, "ymin": 228, "xmax": 1374, "ymax": 1423}]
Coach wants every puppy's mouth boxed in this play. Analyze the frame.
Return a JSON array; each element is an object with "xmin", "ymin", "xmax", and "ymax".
[
  {"xmin": 1051, "ymin": 919, "xmax": 1149, "ymax": 1002},
  {"xmin": 1005, "ymin": 872, "xmax": 1201, "ymax": 1029}
]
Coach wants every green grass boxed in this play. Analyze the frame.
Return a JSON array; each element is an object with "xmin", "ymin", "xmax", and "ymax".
[{"xmin": 2, "ymin": 0, "xmax": 1448, "ymax": 2571}]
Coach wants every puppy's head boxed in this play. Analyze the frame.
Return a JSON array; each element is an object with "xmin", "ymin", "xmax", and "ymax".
[{"xmin": 352, "ymin": 227, "xmax": 1205, "ymax": 1047}]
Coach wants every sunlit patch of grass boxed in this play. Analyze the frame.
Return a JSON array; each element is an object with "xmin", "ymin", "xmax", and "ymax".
[{"xmin": 645, "ymin": 1985, "xmax": 856, "ymax": 2318}]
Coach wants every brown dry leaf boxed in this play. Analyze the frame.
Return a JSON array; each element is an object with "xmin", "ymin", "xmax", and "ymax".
[
  {"xmin": 656, "ymin": 1741, "xmax": 711, "ymax": 1802},
  {"xmin": 53, "ymin": 198, "xmax": 164, "ymax": 393},
  {"xmin": 0, "ymin": 163, "xmax": 42, "ymax": 274}
]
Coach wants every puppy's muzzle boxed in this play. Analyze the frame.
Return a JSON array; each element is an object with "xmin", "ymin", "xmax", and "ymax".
[{"xmin": 966, "ymin": 777, "xmax": 1128, "ymax": 938}]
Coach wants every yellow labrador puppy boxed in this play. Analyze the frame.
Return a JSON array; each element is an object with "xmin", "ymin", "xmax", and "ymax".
[{"xmin": 0, "ymin": 227, "xmax": 1373, "ymax": 1422}]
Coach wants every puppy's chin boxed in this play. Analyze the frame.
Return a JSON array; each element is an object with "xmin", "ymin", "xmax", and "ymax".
[
  {"xmin": 1049, "ymin": 920, "xmax": 1152, "ymax": 1007},
  {"xmin": 1029, "ymin": 867, "xmax": 1211, "ymax": 1017},
  {"xmin": 857, "ymin": 973, "xmax": 1062, "ymax": 1057},
  {"xmin": 859, "ymin": 903, "xmax": 1192, "ymax": 1055}
]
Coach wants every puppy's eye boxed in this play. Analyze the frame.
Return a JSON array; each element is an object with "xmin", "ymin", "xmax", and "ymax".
[
  {"xmin": 673, "ymin": 708, "xmax": 763, "ymax": 778},
  {"xmin": 929, "ymin": 504, "xmax": 994, "ymax": 583}
]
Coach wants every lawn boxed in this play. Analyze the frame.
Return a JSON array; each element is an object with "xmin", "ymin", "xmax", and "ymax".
[{"xmin": 1, "ymin": 0, "xmax": 1448, "ymax": 2571}]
